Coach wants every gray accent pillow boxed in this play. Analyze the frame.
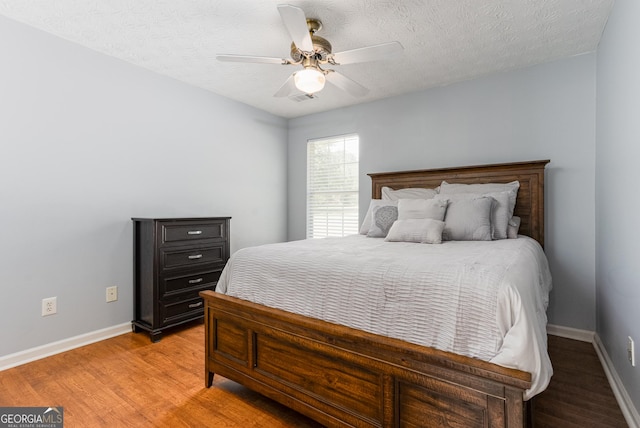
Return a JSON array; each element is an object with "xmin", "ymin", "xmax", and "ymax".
[
  {"xmin": 360, "ymin": 200, "xmax": 398, "ymax": 234},
  {"xmin": 367, "ymin": 205, "xmax": 398, "ymax": 238},
  {"xmin": 508, "ymin": 216, "xmax": 521, "ymax": 239},
  {"xmin": 485, "ymin": 191, "xmax": 512, "ymax": 239},
  {"xmin": 436, "ymin": 192, "xmax": 510, "ymax": 238},
  {"xmin": 397, "ymin": 198, "xmax": 448, "ymax": 221},
  {"xmin": 384, "ymin": 218, "xmax": 446, "ymax": 244},
  {"xmin": 437, "ymin": 196, "xmax": 493, "ymax": 241},
  {"xmin": 439, "ymin": 181, "xmax": 519, "ymax": 240}
]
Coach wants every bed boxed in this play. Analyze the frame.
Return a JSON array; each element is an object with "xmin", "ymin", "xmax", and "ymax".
[{"xmin": 200, "ymin": 159, "xmax": 551, "ymax": 428}]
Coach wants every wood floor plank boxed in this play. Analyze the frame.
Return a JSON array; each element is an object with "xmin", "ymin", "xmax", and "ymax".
[{"xmin": 0, "ymin": 323, "xmax": 628, "ymax": 427}]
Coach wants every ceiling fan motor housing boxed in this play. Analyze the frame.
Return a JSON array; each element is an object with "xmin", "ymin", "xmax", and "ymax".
[
  {"xmin": 290, "ymin": 18, "xmax": 332, "ymax": 62},
  {"xmin": 291, "ymin": 35, "xmax": 332, "ymax": 61}
]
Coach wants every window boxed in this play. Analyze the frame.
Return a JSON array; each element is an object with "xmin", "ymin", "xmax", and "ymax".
[{"xmin": 307, "ymin": 134, "xmax": 359, "ymax": 238}]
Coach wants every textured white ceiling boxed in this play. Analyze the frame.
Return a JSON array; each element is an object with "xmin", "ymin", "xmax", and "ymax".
[{"xmin": 0, "ymin": 0, "xmax": 613, "ymax": 119}]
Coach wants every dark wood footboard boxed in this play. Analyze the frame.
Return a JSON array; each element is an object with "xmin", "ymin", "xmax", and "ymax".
[{"xmin": 201, "ymin": 291, "xmax": 531, "ymax": 428}]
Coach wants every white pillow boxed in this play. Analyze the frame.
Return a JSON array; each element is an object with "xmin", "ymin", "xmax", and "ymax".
[
  {"xmin": 439, "ymin": 181, "xmax": 519, "ymax": 240},
  {"xmin": 397, "ymin": 198, "xmax": 448, "ymax": 221},
  {"xmin": 381, "ymin": 186, "xmax": 438, "ymax": 201},
  {"xmin": 439, "ymin": 180, "xmax": 520, "ymax": 202},
  {"xmin": 384, "ymin": 219, "xmax": 446, "ymax": 244},
  {"xmin": 435, "ymin": 195, "xmax": 493, "ymax": 241},
  {"xmin": 360, "ymin": 200, "xmax": 397, "ymax": 234},
  {"xmin": 508, "ymin": 216, "xmax": 521, "ymax": 239},
  {"xmin": 367, "ymin": 204, "xmax": 398, "ymax": 238}
]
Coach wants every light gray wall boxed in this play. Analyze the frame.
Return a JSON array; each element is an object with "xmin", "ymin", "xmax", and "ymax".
[
  {"xmin": 0, "ymin": 16, "xmax": 288, "ymax": 356},
  {"xmin": 288, "ymin": 54, "xmax": 597, "ymax": 331},
  {"xmin": 596, "ymin": 0, "xmax": 640, "ymax": 411}
]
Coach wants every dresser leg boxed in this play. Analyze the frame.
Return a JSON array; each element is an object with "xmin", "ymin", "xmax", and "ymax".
[{"xmin": 150, "ymin": 331, "xmax": 162, "ymax": 342}]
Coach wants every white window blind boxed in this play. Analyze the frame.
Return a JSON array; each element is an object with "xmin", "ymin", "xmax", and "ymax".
[{"xmin": 307, "ymin": 134, "xmax": 359, "ymax": 239}]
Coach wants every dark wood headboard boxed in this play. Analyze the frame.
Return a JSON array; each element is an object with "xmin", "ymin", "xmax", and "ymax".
[{"xmin": 368, "ymin": 160, "xmax": 550, "ymax": 247}]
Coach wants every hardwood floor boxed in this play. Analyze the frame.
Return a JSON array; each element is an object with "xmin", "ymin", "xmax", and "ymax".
[
  {"xmin": 535, "ymin": 334, "xmax": 628, "ymax": 427},
  {"xmin": 0, "ymin": 322, "xmax": 628, "ymax": 427}
]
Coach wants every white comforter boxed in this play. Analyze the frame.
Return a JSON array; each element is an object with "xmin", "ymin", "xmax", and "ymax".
[{"xmin": 216, "ymin": 234, "xmax": 553, "ymax": 399}]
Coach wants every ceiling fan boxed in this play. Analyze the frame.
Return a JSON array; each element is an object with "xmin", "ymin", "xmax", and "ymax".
[{"xmin": 217, "ymin": 4, "xmax": 403, "ymax": 98}]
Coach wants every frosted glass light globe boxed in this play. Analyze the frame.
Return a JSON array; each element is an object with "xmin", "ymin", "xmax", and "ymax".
[{"xmin": 294, "ymin": 68, "xmax": 326, "ymax": 94}]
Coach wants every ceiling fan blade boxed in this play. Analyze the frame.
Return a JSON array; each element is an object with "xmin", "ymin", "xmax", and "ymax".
[
  {"xmin": 277, "ymin": 4, "xmax": 313, "ymax": 52},
  {"xmin": 330, "ymin": 41, "xmax": 403, "ymax": 65},
  {"xmin": 217, "ymin": 54, "xmax": 286, "ymax": 65},
  {"xmin": 274, "ymin": 75, "xmax": 298, "ymax": 97},
  {"xmin": 326, "ymin": 71, "xmax": 369, "ymax": 97}
]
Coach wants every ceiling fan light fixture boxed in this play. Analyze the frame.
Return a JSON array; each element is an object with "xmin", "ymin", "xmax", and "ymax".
[{"xmin": 294, "ymin": 68, "xmax": 325, "ymax": 94}]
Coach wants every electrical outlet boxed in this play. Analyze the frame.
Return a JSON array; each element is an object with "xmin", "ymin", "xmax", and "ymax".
[
  {"xmin": 628, "ymin": 336, "xmax": 636, "ymax": 367},
  {"xmin": 106, "ymin": 286, "xmax": 118, "ymax": 303},
  {"xmin": 42, "ymin": 297, "xmax": 57, "ymax": 316}
]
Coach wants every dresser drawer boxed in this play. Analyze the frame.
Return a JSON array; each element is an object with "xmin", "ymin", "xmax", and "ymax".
[
  {"xmin": 162, "ymin": 294, "xmax": 204, "ymax": 324},
  {"xmin": 161, "ymin": 244, "xmax": 226, "ymax": 270},
  {"xmin": 161, "ymin": 220, "xmax": 226, "ymax": 245},
  {"xmin": 162, "ymin": 270, "xmax": 221, "ymax": 297}
]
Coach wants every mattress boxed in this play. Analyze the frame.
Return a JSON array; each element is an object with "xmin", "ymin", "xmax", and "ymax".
[{"xmin": 216, "ymin": 234, "xmax": 553, "ymax": 399}]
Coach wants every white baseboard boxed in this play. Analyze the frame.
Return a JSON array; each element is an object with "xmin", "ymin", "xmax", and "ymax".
[
  {"xmin": 0, "ymin": 322, "xmax": 131, "ymax": 372},
  {"xmin": 547, "ymin": 324, "xmax": 639, "ymax": 428},
  {"xmin": 594, "ymin": 334, "xmax": 640, "ymax": 428},
  {"xmin": 547, "ymin": 323, "xmax": 595, "ymax": 342}
]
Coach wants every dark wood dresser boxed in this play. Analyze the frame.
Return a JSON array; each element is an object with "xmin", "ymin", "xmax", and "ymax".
[{"xmin": 131, "ymin": 217, "xmax": 230, "ymax": 342}]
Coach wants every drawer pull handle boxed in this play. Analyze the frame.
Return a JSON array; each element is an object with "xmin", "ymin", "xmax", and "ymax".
[
  {"xmin": 188, "ymin": 278, "xmax": 204, "ymax": 284},
  {"xmin": 188, "ymin": 302, "xmax": 203, "ymax": 308},
  {"xmin": 188, "ymin": 254, "xmax": 203, "ymax": 260},
  {"xmin": 187, "ymin": 230, "xmax": 203, "ymax": 235}
]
